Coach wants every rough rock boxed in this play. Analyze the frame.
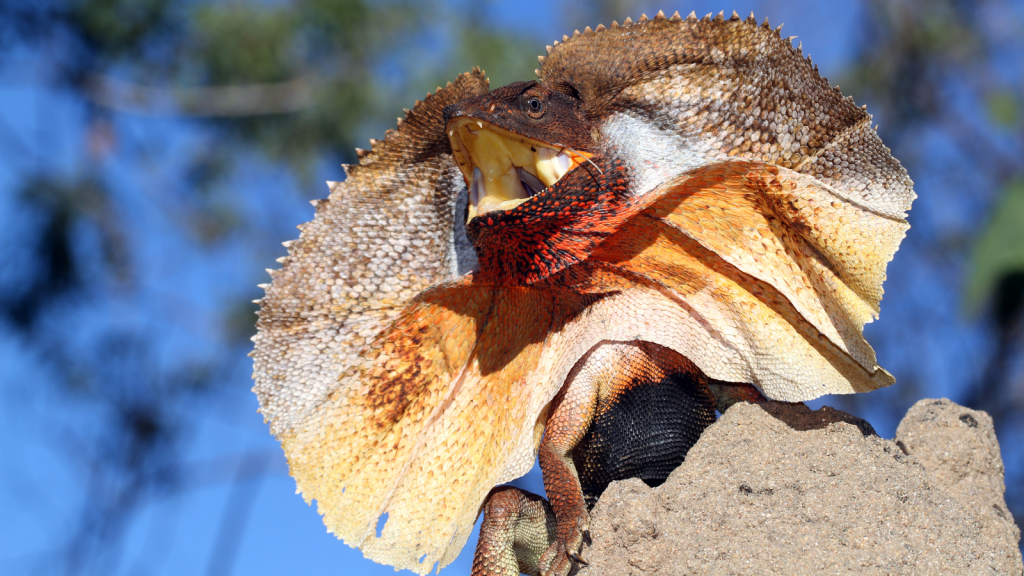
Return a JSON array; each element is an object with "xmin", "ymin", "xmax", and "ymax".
[
  {"xmin": 578, "ymin": 399, "xmax": 1022, "ymax": 575},
  {"xmin": 896, "ymin": 399, "xmax": 1022, "ymax": 572}
]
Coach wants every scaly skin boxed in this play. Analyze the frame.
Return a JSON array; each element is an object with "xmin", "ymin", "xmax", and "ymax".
[
  {"xmin": 473, "ymin": 488, "xmax": 556, "ymax": 576},
  {"xmin": 444, "ymin": 81, "xmax": 638, "ymax": 286},
  {"xmin": 252, "ymin": 11, "xmax": 914, "ymax": 575},
  {"xmin": 473, "ymin": 341, "xmax": 740, "ymax": 576},
  {"xmin": 470, "ymin": 376, "xmax": 766, "ymax": 576}
]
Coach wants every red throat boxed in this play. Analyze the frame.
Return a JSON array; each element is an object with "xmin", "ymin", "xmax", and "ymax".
[{"xmin": 468, "ymin": 157, "xmax": 642, "ymax": 285}]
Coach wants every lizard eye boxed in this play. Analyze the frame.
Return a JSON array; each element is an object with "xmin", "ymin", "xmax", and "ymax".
[{"xmin": 525, "ymin": 95, "xmax": 545, "ymax": 118}]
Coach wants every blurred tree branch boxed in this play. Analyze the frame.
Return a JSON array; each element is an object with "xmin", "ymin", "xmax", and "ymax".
[
  {"xmin": 1, "ymin": 0, "xmax": 1023, "ymax": 572},
  {"xmin": 0, "ymin": 1, "xmax": 543, "ymax": 575},
  {"xmin": 85, "ymin": 74, "xmax": 318, "ymax": 117}
]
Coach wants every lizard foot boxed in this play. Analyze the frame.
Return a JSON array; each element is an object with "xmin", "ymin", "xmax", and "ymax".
[
  {"xmin": 708, "ymin": 380, "xmax": 766, "ymax": 412},
  {"xmin": 536, "ymin": 506, "xmax": 589, "ymax": 576},
  {"xmin": 472, "ymin": 487, "xmax": 556, "ymax": 576}
]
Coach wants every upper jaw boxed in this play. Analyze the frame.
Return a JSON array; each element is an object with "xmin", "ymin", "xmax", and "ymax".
[{"xmin": 446, "ymin": 117, "xmax": 588, "ymax": 223}]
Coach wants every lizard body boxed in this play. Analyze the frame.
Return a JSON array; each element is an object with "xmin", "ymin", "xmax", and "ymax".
[
  {"xmin": 252, "ymin": 11, "xmax": 914, "ymax": 575},
  {"xmin": 472, "ymin": 341, "xmax": 752, "ymax": 576}
]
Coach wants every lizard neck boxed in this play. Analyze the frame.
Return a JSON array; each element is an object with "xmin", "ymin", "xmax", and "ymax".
[{"xmin": 468, "ymin": 156, "xmax": 640, "ymax": 286}]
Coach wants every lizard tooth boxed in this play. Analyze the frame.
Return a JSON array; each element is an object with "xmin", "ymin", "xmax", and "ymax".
[
  {"xmin": 534, "ymin": 148, "xmax": 559, "ymax": 185},
  {"xmin": 553, "ymin": 152, "xmax": 572, "ymax": 180}
]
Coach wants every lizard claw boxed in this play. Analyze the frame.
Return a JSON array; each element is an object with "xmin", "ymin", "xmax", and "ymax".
[
  {"xmin": 569, "ymin": 551, "xmax": 588, "ymax": 565},
  {"xmin": 537, "ymin": 507, "xmax": 590, "ymax": 576}
]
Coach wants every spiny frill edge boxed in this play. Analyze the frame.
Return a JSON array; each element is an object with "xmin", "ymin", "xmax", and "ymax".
[
  {"xmin": 534, "ymin": 10, "xmax": 868, "ymax": 114},
  {"xmin": 249, "ymin": 68, "xmax": 489, "ymax": 315}
]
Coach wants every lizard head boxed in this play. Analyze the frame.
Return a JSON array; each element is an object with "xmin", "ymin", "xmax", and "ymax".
[
  {"xmin": 444, "ymin": 80, "xmax": 596, "ymax": 223},
  {"xmin": 444, "ymin": 81, "xmax": 636, "ymax": 285}
]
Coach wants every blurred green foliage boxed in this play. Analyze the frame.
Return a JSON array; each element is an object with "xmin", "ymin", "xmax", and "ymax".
[
  {"xmin": 0, "ymin": 1, "xmax": 547, "ymax": 573},
  {"xmin": 2, "ymin": 0, "xmax": 1023, "ymax": 573},
  {"xmin": 60, "ymin": 0, "xmax": 538, "ymax": 177},
  {"xmin": 968, "ymin": 180, "xmax": 1024, "ymax": 315},
  {"xmin": 988, "ymin": 91, "xmax": 1021, "ymax": 128}
]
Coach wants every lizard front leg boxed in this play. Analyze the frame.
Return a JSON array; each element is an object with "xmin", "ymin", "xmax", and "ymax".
[
  {"xmin": 471, "ymin": 365, "xmax": 598, "ymax": 576},
  {"xmin": 474, "ymin": 342, "xmax": 729, "ymax": 576},
  {"xmin": 534, "ymin": 354, "xmax": 601, "ymax": 576},
  {"xmin": 471, "ymin": 350, "xmax": 600, "ymax": 576}
]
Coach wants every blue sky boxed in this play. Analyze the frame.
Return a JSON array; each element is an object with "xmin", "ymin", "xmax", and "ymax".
[{"xmin": 1, "ymin": 1, "xmax": 1021, "ymax": 575}]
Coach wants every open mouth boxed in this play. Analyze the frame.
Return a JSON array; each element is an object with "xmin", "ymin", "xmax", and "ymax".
[{"xmin": 446, "ymin": 117, "xmax": 590, "ymax": 223}]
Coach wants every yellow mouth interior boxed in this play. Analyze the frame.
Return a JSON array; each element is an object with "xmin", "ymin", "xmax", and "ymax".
[{"xmin": 447, "ymin": 117, "xmax": 589, "ymax": 222}]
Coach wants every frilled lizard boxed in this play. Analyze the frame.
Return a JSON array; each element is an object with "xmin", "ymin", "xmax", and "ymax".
[{"xmin": 251, "ymin": 10, "xmax": 914, "ymax": 576}]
